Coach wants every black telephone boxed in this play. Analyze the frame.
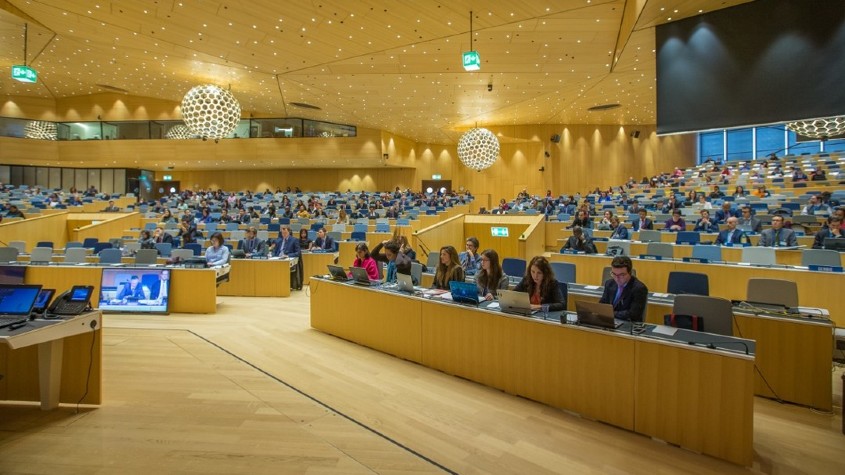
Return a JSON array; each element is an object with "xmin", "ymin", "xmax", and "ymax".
[{"xmin": 47, "ymin": 285, "xmax": 94, "ymax": 316}]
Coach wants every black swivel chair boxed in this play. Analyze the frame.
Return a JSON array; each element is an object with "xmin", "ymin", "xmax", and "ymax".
[{"xmin": 667, "ymin": 271, "xmax": 710, "ymax": 296}]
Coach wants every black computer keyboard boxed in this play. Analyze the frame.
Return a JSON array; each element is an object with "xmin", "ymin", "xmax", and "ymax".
[{"xmin": 0, "ymin": 315, "xmax": 28, "ymax": 329}]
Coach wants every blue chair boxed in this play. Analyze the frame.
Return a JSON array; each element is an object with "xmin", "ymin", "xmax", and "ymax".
[
  {"xmin": 184, "ymin": 243, "xmax": 203, "ymax": 256},
  {"xmin": 675, "ymin": 231, "xmax": 700, "ymax": 245},
  {"xmin": 225, "ymin": 222, "xmax": 240, "ymax": 231},
  {"xmin": 154, "ymin": 242, "xmax": 172, "ymax": 257},
  {"xmin": 268, "ymin": 223, "xmax": 281, "ymax": 233},
  {"xmin": 353, "ymin": 224, "xmax": 368, "ymax": 233},
  {"xmin": 691, "ymin": 245, "xmax": 722, "ymax": 261},
  {"xmin": 350, "ymin": 231, "xmax": 366, "ymax": 241},
  {"xmin": 64, "ymin": 241, "xmax": 83, "ymax": 249},
  {"xmin": 375, "ymin": 223, "xmax": 390, "ymax": 233},
  {"xmin": 396, "ymin": 218, "xmax": 410, "ymax": 226},
  {"xmin": 558, "ymin": 281, "xmax": 569, "ymax": 309},
  {"xmin": 144, "ymin": 222, "xmax": 158, "ymax": 231},
  {"xmin": 502, "ymin": 258, "xmax": 526, "ymax": 279},
  {"xmin": 36, "ymin": 241, "xmax": 54, "ymax": 249},
  {"xmin": 98, "ymin": 248, "xmax": 122, "ymax": 264},
  {"xmin": 92, "ymin": 242, "xmax": 113, "ymax": 253},
  {"xmin": 310, "ymin": 222, "xmax": 326, "ymax": 231},
  {"xmin": 667, "ymin": 271, "xmax": 710, "ymax": 296},
  {"xmin": 550, "ymin": 262, "xmax": 576, "ymax": 284},
  {"xmin": 278, "ymin": 218, "xmax": 290, "ymax": 225},
  {"xmin": 259, "ymin": 217, "xmax": 271, "ymax": 225}
]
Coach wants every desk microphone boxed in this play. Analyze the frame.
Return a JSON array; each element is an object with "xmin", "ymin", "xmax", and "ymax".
[{"xmin": 688, "ymin": 340, "xmax": 749, "ymax": 355}]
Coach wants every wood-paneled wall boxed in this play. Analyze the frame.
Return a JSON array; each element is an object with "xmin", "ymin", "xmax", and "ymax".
[
  {"xmin": 413, "ymin": 214, "xmax": 465, "ymax": 261},
  {"xmin": 0, "ymin": 212, "xmax": 69, "ymax": 251},
  {"xmin": 69, "ymin": 212, "xmax": 142, "ymax": 245}
]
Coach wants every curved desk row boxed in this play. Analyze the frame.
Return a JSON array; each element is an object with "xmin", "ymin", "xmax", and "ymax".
[{"xmin": 310, "ymin": 278, "xmax": 754, "ymax": 466}]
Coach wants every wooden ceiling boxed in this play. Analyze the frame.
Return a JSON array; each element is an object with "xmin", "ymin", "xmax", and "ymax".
[{"xmin": 1, "ymin": 0, "xmax": 753, "ymax": 144}]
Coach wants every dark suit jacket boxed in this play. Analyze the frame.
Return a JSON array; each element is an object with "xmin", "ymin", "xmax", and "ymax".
[
  {"xmin": 599, "ymin": 276, "xmax": 648, "ymax": 322},
  {"xmin": 715, "ymin": 228, "xmax": 746, "ymax": 245},
  {"xmin": 812, "ymin": 228, "xmax": 844, "ymax": 249},
  {"xmin": 155, "ymin": 233, "xmax": 174, "ymax": 245},
  {"xmin": 693, "ymin": 219, "xmax": 719, "ymax": 233},
  {"xmin": 758, "ymin": 227, "xmax": 798, "ymax": 247},
  {"xmin": 560, "ymin": 235, "xmax": 597, "ymax": 254},
  {"xmin": 272, "ymin": 236, "xmax": 301, "ymax": 257},
  {"xmin": 312, "ymin": 236, "xmax": 335, "ymax": 251},
  {"xmin": 514, "ymin": 278, "xmax": 566, "ymax": 311},
  {"xmin": 610, "ymin": 224, "xmax": 629, "ymax": 240},
  {"xmin": 238, "ymin": 238, "xmax": 267, "ymax": 255},
  {"xmin": 178, "ymin": 223, "xmax": 199, "ymax": 244},
  {"xmin": 632, "ymin": 218, "xmax": 653, "ymax": 231}
]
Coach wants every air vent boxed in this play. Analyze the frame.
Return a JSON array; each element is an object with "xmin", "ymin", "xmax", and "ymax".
[
  {"xmin": 289, "ymin": 102, "xmax": 321, "ymax": 110},
  {"xmin": 96, "ymin": 84, "xmax": 129, "ymax": 94},
  {"xmin": 588, "ymin": 103, "xmax": 621, "ymax": 111}
]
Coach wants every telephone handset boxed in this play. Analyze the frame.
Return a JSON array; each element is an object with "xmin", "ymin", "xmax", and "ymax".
[{"xmin": 47, "ymin": 285, "xmax": 94, "ymax": 316}]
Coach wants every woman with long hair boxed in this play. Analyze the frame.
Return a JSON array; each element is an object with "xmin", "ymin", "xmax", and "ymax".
[
  {"xmin": 432, "ymin": 245, "xmax": 465, "ymax": 290},
  {"xmin": 514, "ymin": 256, "xmax": 565, "ymax": 310},
  {"xmin": 475, "ymin": 249, "xmax": 508, "ymax": 301},
  {"xmin": 351, "ymin": 242, "xmax": 379, "ymax": 280}
]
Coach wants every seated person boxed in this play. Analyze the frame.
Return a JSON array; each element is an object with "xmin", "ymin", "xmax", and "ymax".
[
  {"xmin": 663, "ymin": 209, "xmax": 686, "ymax": 232},
  {"xmin": 802, "ymin": 195, "xmax": 832, "ymax": 216},
  {"xmin": 632, "ymin": 209, "xmax": 653, "ymax": 231},
  {"xmin": 372, "ymin": 240, "xmax": 412, "ymax": 283},
  {"xmin": 598, "ymin": 256, "xmax": 648, "ymax": 322},
  {"xmin": 112, "ymin": 275, "xmax": 146, "ymax": 304},
  {"xmin": 153, "ymin": 227, "xmax": 173, "ymax": 245},
  {"xmin": 271, "ymin": 226, "xmax": 301, "ymax": 257},
  {"xmin": 608, "ymin": 216, "xmax": 629, "ymax": 240},
  {"xmin": 103, "ymin": 200, "xmax": 120, "ymax": 212},
  {"xmin": 693, "ymin": 209, "xmax": 719, "ymax": 233},
  {"xmin": 715, "ymin": 217, "xmax": 746, "ymax": 245},
  {"xmin": 178, "ymin": 217, "xmax": 199, "ymax": 245},
  {"xmin": 737, "ymin": 206, "xmax": 763, "ymax": 233},
  {"xmin": 758, "ymin": 215, "xmax": 798, "ymax": 247},
  {"xmin": 812, "ymin": 215, "xmax": 843, "ymax": 249},
  {"xmin": 513, "ymin": 256, "xmax": 565, "ymax": 311},
  {"xmin": 205, "ymin": 232, "xmax": 230, "ymax": 266},
  {"xmin": 432, "ymin": 245, "xmax": 465, "ymax": 290},
  {"xmin": 351, "ymin": 242, "xmax": 380, "ymax": 280},
  {"xmin": 714, "ymin": 202, "xmax": 736, "ymax": 224},
  {"xmin": 151, "ymin": 270, "xmax": 170, "ymax": 304},
  {"xmin": 596, "ymin": 210, "xmax": 614, "ymax": 230},
  {"xmin": 475, "ymin": 249, "xmax": 508, "ymax": 301},
  {"xmin": 298, "ymin": 228, "xmax": 312, "ymax": 250},
  {"xmin": 397, "ymin": 235, "xmax": 417, "ymax": 261},
  {"xmin": 237, "ymin": 227, "xmax": 267, "ymax": 256},
  {"xmin": 309, "ymin": 227, "xmax": 335, "ymax": 251},
  {"xmin": 138, "ymin": 230, "xmax": 156, "ymax": 249},
  {"xmin": 560, "ymin": 226, "xmax": 597, "ymax": 253},
  {"xmin": 567, "ymin": 210, "xmax": 593, "ymax": 229},
  {"xmin": 459, "ymin": 237, "xmax": 482, "ymax": 276}
]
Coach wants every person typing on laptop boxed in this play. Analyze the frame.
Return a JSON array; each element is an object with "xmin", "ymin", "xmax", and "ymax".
[
  {"xmin": 598, "ymin": 256, "xmax": 648, "ymax": 322},
  {"xmin": 475, "ymin": 249, "xmax": 509, "ymax": 301},
  {"xmin": 432, "ymin": 245, "xmax": 465, "ymax": 290},
  {"xmin": 513, "ymin": 256, "xmax": 565, "ymax": 311},
  {"xmin": 350, "ymin": 242, "xmax": 380, "ymax": 280}
]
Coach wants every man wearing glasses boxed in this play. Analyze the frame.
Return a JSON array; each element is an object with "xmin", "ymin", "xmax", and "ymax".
[
  {"xmin": 737, "ymin": 206, "xmax": 763, "ymax": 233},
  {"xmin": 598, "ymin": 256, "xmax": 648, "ymax": 322},
  {"xmin": 758, "ymin": 215, "xmax": 798, "ymax": 247}
]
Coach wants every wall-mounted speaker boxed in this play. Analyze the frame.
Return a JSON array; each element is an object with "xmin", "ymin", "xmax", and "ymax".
[
  {"xmin": 544, "ymin": 150, "xmax": 550, "ymax": 158},
  {"xmin": 630, "ymin": 130, "xmax": 641, "ymax": 138},
  {"xmin": 550, "ymin": 134, "xmax": 561, "ymax": 143},
  {"xmin": 539, "ymin": 166, "xmax": 545, "ymax": 172}
]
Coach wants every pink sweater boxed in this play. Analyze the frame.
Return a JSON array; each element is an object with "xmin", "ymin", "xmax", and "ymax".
[{"xmin": 352, "ymin": 256, "xmax": 380, "ymax": 280}]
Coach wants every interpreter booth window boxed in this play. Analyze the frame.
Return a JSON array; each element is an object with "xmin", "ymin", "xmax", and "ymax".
[
  {"xmin": 250, "ymin": 118, "xmax": 302, "ymax": 138},
  {"xmin": 755, "ymin": 126, "xmax": 786, "ymax": 158},
  {"xmin": 104, "ymin": 121, "xmax": 151, "ymax": 140},
  {"xmin": 698, "ymin": 131, "xmax": 724, "ymax": 163},
  {"xmin": 58, "ymin": 122, "xmax": 103, "ymax": 141},
  {"xmin": 726, "ymin": 128, "xmax": 753, "ymax": 161},
  {"xmin": 304, "ymin": 119, "xmax": 356, "ymax": 137},
  {"xmin": 0, "ymin": 117, "xmax": 27, "ymax": 138}
]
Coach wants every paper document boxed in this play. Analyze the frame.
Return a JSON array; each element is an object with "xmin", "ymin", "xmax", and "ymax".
[
  {"xmin": 487, "ymin": 302, "xmax": 500, "ymax": 309},
  {"xmin": 651, "ymin": 325, "xmax": 678, "ymax": 336},
  {"xmin": 584, "ymin": 285, "xmax": 600, "ymax": 290}
]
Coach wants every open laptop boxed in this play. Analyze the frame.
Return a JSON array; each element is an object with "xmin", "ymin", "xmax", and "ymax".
[
  {"xmin": 349, "ymin": 266, "xmax": 380, "ymax": 286},
  {"xmin": 497, "ymin": 289, "xmax": 536, "ymax": 315},
  {"xmin": 823, "ymin": 237, "xmax": 845, "ymax": 252},
  {"xmin": 326, "ymin": 264, "xmax": 349, "ymax": 281},
  {"xmin": 0, "ymin": 284, "xmax": 42, "ymax": 329},
  {"xmin": 574, "ymin": 300, "xmax": 623, "ymax": 329},
  {"xmin": 396, "ymin": 273, "xmax": 416, "ymax": 292},
  {"xmin": 449, "ymin": 280, "xmax": 480, "ymax": 305}
]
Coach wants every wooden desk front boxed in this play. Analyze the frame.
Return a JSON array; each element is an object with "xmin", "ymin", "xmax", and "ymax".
[
  {"xmin": 309, "ymin": 279, "xmax": 754, "ymax": 466},
  {"xmin": 217, "ymin": 259, "xmax": 291, "ymax": 297}
]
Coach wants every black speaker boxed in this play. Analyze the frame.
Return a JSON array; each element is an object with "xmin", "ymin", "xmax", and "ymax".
[
  {"xmin": 630, "ymin": 130, "xmax": 640, "ymax": 138},
  {"xmin": 550, "ymin": 134, "xmax": 561, "ymax": 143},
  {"xmin": 544, "ymin": 150, "xmax": 550, "ymax": 158}
]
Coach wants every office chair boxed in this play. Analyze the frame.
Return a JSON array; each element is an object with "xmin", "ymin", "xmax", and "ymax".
[
  {"xmin": 606, "ymin": 239, "xmax": 631, "ymax": 256},
  {"xmin": 549, "ymin": 262, "xmax": 577, "ymax": 284},
  {"xmin": 645, "ymin": 242, "xmax": 673, "ymax": 258},
  {"xmin": 64, "ymin": 241, "xmax": 83, "ymax": 249},
  {"xmin": 691, "ymin": 245, "xmax": 722, "ymax": 262},
  {"xmin": 672, "ymin": 295, "xmax": 733, "ymax": 336},
  {"xmin": 171, "ymin": 249, "xmax": 195, "ymax": 261},
  {"xmin": 410, "ymin": 262, "xmax": 423, "ymax": 285},
  {"xmin": 29, "ymin": 247, "xmax": 53, "ymax": 264},
  {"xmin": 426, "ymin": 252, "xmax": 440, "ymax": 270},
  {"xmin": 183, "ymin": 243, "xmax": 203, "ymax": 256},
  {"xmin": 350, "ymin": 231, "xmax": 366, "ymax": 241},
  {"xmin": 667, "ymin": 271, "xmax": 710, "ymax": 296},
  {"xmin": 675, "ymin": 231, "xmax": 701, "ymax": 245},
  {"xmin": 92, "ymin": 242, "xmax": 113, "ymax": 254},
  {"xmin": 64, "ymin": 247, "xmax": 89, "ymax": 264},
  {"xmin": 740, "ymin": 247, "xmax": 776, "ymax": 266},
  {"xmin": 746, "ymin": 278, "xmax": 799, "ymax": 308},
  {"xmin": 35, "ymin": 241, "xmax": 54, "ymax": 249},
  {"xmin": 638, "ymin": 230, "xmax": 662, "ymax": 243},
  {"xmin": 800, "ymin": 249, "xmax": 841, "ymax": 267},
  {"xmin": 154, "ymin": 242, "xmax": 173, "ymax": 257},
  {"xmin": 501, "ymin": 258, "xmax": 527, "ymax": 279},
  {"xmin": 0, "ymin": 246, "xmax": 19, "ymax": 263},
  {"xmin": 135, "ymin": 249, "xmax": 159, "ymax": 265},
  {"xmin": 8, "ymin": 241, "xmax": 26, "ymax": 254},
  {"xmin": 558, "ymin": 281, "xmax": 569, "ymax": 309}
]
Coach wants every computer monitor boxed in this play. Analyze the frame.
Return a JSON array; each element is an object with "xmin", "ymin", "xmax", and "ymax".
[
  {"xmin": 823, "ymin": 238, "xmax": 845, "ymax": 252},
  {"xmin": 0, "ymin": 284, "xmax": 42, "ymax": 316},
  {"xmin": 99, "ymin": 268, "xmax": 171, "ymax": 314},
  {"xmin": 0, "ymin": 265, "xmax": 26, "ymax": 285}
]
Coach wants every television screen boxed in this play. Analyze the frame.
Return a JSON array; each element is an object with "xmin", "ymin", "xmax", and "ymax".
[
  {"xmin": 99, "ymin": 268, "xmax": 171, "ymax": 314},
  {"xmin": 0, "ymin": 265, "xmax": 26, "ymax": 285}
]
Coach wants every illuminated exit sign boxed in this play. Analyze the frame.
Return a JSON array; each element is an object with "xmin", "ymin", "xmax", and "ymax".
[
  {"xmin": 462, "ymin": 51, "xmax": 480, "ymax": 71},
  {"xmin": 491, "ymin": 227, "xmax": 508, "ymax": 237},
  {"xmin": 12, "ymin": 65, "xmax": 37, "ymax": 83},
  {"xmin": 432, "ymin": 174, "xmax": 442, "ymax": 180}
]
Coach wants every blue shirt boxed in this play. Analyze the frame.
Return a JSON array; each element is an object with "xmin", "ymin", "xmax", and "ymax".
[{"xmin": 205, "ymin": 245, "xmax": 230, "ymax": 266}]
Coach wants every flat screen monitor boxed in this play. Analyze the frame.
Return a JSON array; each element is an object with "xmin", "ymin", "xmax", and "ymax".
[
  {"xmin": 0, "ymin": 265, "xmax": 26, "ymax": 285},
  {"xmin": 823, "ymin": 238, "xmax": 845, "ymax": 252},
  {"xmin": 99, "ymin": 268, "xmax": 171, "ymax": 314}
]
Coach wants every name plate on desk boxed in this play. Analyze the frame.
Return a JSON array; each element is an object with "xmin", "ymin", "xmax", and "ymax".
[
  {"xmin": 562, "ymin": 250, "xmax": 583, "ymax": 255},
  {"xmin": 809, "ymin": 264, "xmax": 843, "ymax": 273},
  {"xmin": 723, "ymin": 242, "xmax": 751, "ymax": 247},
  {"xmin": 682, "ymin": 257, "xmax": 710, "ymax": 264},
  {"xmin": 592, "ymin": 237, "xmax": 609, "ymax": 242},
  {"xmin": 639, "ymin": 254, "xmax": 663, "ymax": 260}
]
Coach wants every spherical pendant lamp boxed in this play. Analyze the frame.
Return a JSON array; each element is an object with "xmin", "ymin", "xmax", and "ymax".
[
  {"xmin": 24, "ymin": 120, "xmax": 57, "ymax": 140},
  {"xmin": 180, "ymin": 84, "xmax": 241, "ymax": 141},
  {"xmin": 786, "ymin": 116, "xmax": 845, "ymax": 139},
  {"xmin": 165, "ymin": 124, "xmax": 194, "ymax": 139},
  {"xmin": 457, "ymin": 127, "xmax": 500, "ymax": 171}
]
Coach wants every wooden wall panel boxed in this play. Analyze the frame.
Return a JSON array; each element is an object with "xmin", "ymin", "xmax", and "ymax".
[
  {"xmin": 55, "ymin": 93, "xmax": 181, "ymax": 121},
  {"xmin": 0, "ymin": 212, "xmax": 69, "ymax": 251},
  {"xmin": 0, "ymin": 95, "xmax": 57, "ymax": 120}
]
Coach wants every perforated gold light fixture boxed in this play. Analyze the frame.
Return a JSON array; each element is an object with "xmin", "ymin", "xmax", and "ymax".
[
  {"xmin": 786, "ymin": 116, "xmax": 845, "ymax": 139},
  {"xmin": 457, "ymin": 128, "xmax": 500, "ymax": 171},
  {"xmin": 24, "ymin": 120, "xmax": 56, "ymax": 140},
  {"xmin": 165, "ymin": 124, "xmax": 194, "ymax": 139},
  {"xmin": 180, "ymin": 85, "xmax": 241, "ymax": 142}
]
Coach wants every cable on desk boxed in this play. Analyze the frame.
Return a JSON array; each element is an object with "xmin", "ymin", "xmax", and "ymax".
[
  {"xmin": 75, "ymin": 323, "xmax": 97, "ymax": 414},
  {"xmin": 733, "ymin": 315, "xmax": 785, "ymax": 405}
]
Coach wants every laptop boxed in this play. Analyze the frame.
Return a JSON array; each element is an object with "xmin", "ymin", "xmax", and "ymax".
[
  {"xmin": 0, "ymin": 284, "xmax": 43, "ymax": 329},
  {"xmin": 449, "ymin": 280, "xmax": 480, "ymax": 305},
  {"xmin": 497, "ymin": 289, "xmax": 536, "ymax": 315},
  {"xmin": 823, "ymin": 237, "xmax": 845, "ymax": 252},
  {"xmin": 31, "ymin": 288, "xmax": 56, "ymax": 315},
  {"xmin": 396, "ymin": 273, "xmax": 415, "ymax": 292},
  {"xmin": 574, "ymin": 300, "xmax": 623, "ymax": 329},
  {"xmin": 349, "ymin": 266, "xmax": 379, "ymax": 286},
  {"xmin": 326, "ymin": 264, "xmax": 349, "ymax": 281}
]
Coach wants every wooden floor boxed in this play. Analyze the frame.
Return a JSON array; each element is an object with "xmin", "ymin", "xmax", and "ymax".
[{"xmin": 1, "ymin": 288, "xmax": 843, "ymax": 474}]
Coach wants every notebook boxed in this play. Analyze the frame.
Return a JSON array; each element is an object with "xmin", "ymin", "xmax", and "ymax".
[
  {"xmin": 497, "ymin": 289, "xmax": 535, "ymax": 315},
  {"xmin": 574, "ymin": 300, "xmax": 622, "ymax": 329},
  {"xmin": 449, "ymin": 280, "xmax": 479, "ymax": 305},
  {"xmin": 0, "ymin": 284, "xmax": 43, "ymax": 329},
  {"xmin": 350, "ymin": 266, "xmax": 379, "ymax": 286},
  {"xmin": 396, "ymin": 273, "xmax": 415, "ymax": 292},
  {"xmin": 326, "ymin": 264, "xmax": 349, "ymax": 281}
]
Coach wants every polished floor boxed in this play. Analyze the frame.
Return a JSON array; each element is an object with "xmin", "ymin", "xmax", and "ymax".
[{"xmin": 0, "ymin": 287, "xmax": 843, "ymax": 474}]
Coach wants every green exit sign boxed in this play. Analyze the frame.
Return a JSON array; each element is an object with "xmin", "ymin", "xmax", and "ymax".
[
  {"xmin": 462, "ymin": 51, "xmax": 480, "ymax": 71},
  {"xmin": 432, "ymin": 174, "xmax": 442, "ymax": 180},
  {"xmin": 491, "ymin": 227, "xmax": 509, "ymax": 237},
  {"xmin": 163, "ymin": 175, "xmax": 172, "ymax": 180},
  {"xmin": 11, "ymin": 65, "xmax": 37, "ymax": 83}
]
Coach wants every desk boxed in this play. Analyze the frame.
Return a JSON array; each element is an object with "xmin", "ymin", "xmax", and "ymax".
[
  {"xmin": 550, "ymin": 228, "xmax": 816, "ymax": 250},
  {"xmin": 22, "ymin": 264, "xmax": 221, "ymax": 313},
  {"xmin": 301, "ymin": 252, "xmax": 336, "ymax": 279},
  {"xmin": 0, "ymin": 311, "xmax": 102, "ymax": 409},
  {"xmin": 218, "ymin": 259, "xmax": 291, "ymax": 297},
  {"xmin": 310, "ymin": 278, "xmax": 754, "ymax": 466}
]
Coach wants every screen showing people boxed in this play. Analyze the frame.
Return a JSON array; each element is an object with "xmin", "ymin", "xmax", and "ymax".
[{"xmin": 99, "ymin": 268, "xmax": 171, "ymax": 313}]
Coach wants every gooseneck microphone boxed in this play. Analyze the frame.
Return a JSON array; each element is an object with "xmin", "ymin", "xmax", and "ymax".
[{"xmin": 687, "ymin": 340, "xmax": 750, "ymax": 355}]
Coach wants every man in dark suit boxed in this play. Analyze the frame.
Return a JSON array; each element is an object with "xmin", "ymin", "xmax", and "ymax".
[
  {"xmin": 178, "ymin": 217, "xmax": 199, "ymax": 245},
  {"xmin": 812, "ymin": 215, "xmax": 843, "ymax": 249},
  {"xmin": 715, "ymin": 217, "xmax": 746, "ymax": 245},
  {"xmin": 272, "ymin": 226, "xmax": 301, "ymax": 257},
  {"xmin": 560, "ymin": 226, "xmax": 597, "ymax": 254},
  {"xmin": 631, "ymin": 209, "xmax": 653, "ymax": 231},
  {"xmin": 238, "ymin": 227, "xmax": 267, "ymax": 256},
  {"xmin": 609, "ymin": 216, "xmax": 629, "ymax": 240},
  {"xmin": 714, "ymin": 202, "xmax": 737, "ymax": 224},
  {"xmin": 103, "ymin": 200, "xmax": 120, "ymax": 212},
  {"xmin": 692, "ymin": 209, "xmax": 720, "ymax": 233},
  {"xmin": 598, "ymin": 256, "xmax": 649, "ymax": 322},
  {"xmin": 737, "ymin": 206, "xmax": 763, "ymax": 233},
  {"xmin": 758, "ymin": 215, "xmax": 798, "ymax": 247},
  {"xmin": 310, "ymin": 227, "xmax": 335, "ymax": 251},
  {"xmin": 153, "ymin": 228, "xmax": 173, "ymax": 245}
]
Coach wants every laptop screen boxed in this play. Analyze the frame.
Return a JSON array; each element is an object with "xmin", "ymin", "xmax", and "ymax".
[
  {"xmin": 32, "ymin": 288, "xmax": 55, "ymax": 312},
  {"xmin": 0, "ymin": 284, "xmax": 43, "ymax": 315},
  {"xmin": 449, "ymin": 281, "xmax": 479, "ymax": 304}
]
